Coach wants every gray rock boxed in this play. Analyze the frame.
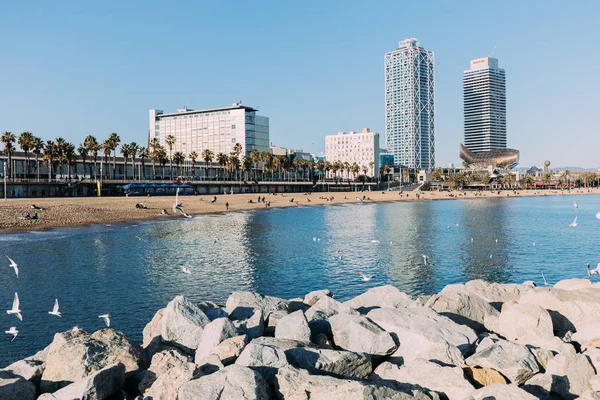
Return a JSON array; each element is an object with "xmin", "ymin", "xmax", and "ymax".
[
  {"xmin": 372, "ymin": 360, "xmax": 474, "ymax": 400},
  {"xmin": 194, "ymin": 317, "xmax": 238, "ymax": 363},
  {"xmin": 225, "ymin": 291, "xmax": 289, "ymax": 320},
  {"xmin": 439, "ymin": 280, "xmax": 531, "ymax": 310},
  {"xmin": 546, "ymin": 353, "xmax": 595, "ymax": 398},
  {"xmin": 265, "ymin": 309, "xmax": 289, "ymax": 335},
  {"xmin": 583, "ymin": 347, "xmax": 600, "ymax": 373},
  {"xmin": 0, "ymin": 370, "xmax": 36, "ymax": 400},
  {"xmin": 41, "ymin": 328, "xmax": 143, "ymax": 393},
  {"xmin": 142, "ymin": 308, "xmax": 165, "ymax": 349},
  {"xmin": 39, "ymin": 363, "xmax": 124, "ymax": 400},
  {"xmin": 250, "ymin": 336, "xmax": 312, "ymax": 350},
  {"xmin": 572, "ymin": 317, "xmax": 600, "ymax": 349},
  {"xmin": 197, "ymin": 301, "xmax": 228, "ymax": 320},
  {"xmin": 212, "ymin": 334, "xmax": 248, "ymax": 365},
  {"xmin": 521, "ymin": 373, "xmax": 553, "ymax": 400},
  {"xmin": 160, "ymin": 296, "xmax": 210, "ymax": 353},
  {"xmin": 554, "ymin": 278, "xmax": 593, "ymax": 291},
  {"xmin": 328, "ymin": 313, "xmax": 397, "ymax": 356},
  {"xmin": 196, "ymin": 354, "xmax": 225, "ymax": 376},
  {"xmin": 303, "ymin": 289, "xmax": 333, "ymax": 306},
  {"xmin": 235, "ymin": 341, "xmax": 289, "ymax": 382},
  {"xmin": 275, "ymin": 365, "xmax": 440, "ymax": 399},
  {"xmin": 367, "ymin": 306, "xmax": 477, "ymax": 365},
  {"xmin": 275, "ymin": 310, "xmax": 311, "ymax": 342},
  {"xmin": 425, "ymin": 292, "xmax": 499, "ymax": 333},
  {"xmin": 305, "ymin": 296, "xmax": 359, "ymax": 339},
  {"xmin": 344, "ymin": 285, "xmax": 416, "ymax": 312},
  {"xmin": 579, "ymin": 391, "xmax": 600, "ymax": 400},
  {"xmin": 285, "ymin": 347, "xmax": 372, "ymax": 379},
  {"xmin": 498, "ymin": 303, "xmax": 554, "ymax": 344},
  {"xmin": 233, "ymin": 309, "xmax": 265, "ymax": 339},
  {"xmin": 469, "ymin": 383, "xmax": 538, "ymax": 400},
  {"xmin": 178, "ymin": 364, "xmax": 271, "ymax": 400},
  {"xmin": 2, "ymin": 346, "xmax": 49, "ymax": 388},
  {"xmin": 139, "ymin": 347, "xmax": 200, "ymax": 399},
  {"xmin": 465, "ymin": 338, "xmax": 540, "ymax": 385}
]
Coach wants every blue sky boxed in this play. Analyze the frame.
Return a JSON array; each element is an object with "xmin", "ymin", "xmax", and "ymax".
[{"xmin": 1, "ymin": 1, "xmax": 599, "ymax": 168}]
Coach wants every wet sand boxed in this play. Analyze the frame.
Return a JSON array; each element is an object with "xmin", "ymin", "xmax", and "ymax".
[{"xmin": 0, "ymin": 188, "xmax": 597, "ymax": 234}]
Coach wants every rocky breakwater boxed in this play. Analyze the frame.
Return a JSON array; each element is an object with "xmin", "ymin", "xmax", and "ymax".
[{"xmin": 3, "ymin": 280, "xmax": 600, "ymax": 399}]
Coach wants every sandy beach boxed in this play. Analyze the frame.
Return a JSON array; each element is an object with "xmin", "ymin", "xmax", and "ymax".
[{"xmin": 1, "ymin": 187, "xmax": 598, "ymax": 234}]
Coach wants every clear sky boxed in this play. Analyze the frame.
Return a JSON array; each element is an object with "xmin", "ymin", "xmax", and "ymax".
[{"xmin": 1, "ymin": 1, "xmax": 599, "ymax": 168}]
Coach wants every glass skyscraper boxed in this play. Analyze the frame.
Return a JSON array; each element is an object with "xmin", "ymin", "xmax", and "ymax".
[
  {"xmin": 463, "ymin": 57, "xmax": 506, "ymax": 153},
  {"xmin": 384, "ymin": 38, "xmax": 435, "ymax": 171}
]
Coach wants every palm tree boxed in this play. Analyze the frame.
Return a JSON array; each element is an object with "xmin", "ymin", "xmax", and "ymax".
[
  {"xmin": 369, "ymin": 161, "xmax": 375, "ymax": 179},
  {"xmin": 217, "ymin": 152, "xmax": 228, "ymax": 180},
  {"xmin": 129, "ymin": 142, "xmax": 139, "ymax": 180},
  {"xmin": 260, "ymin": 151, "xmax": 271, "ymax": 181},
  {"xmin": 228, "ymin": 154, "xmax": 240, "ymax": 181},
  {"xmin": 332, "ymin": 161, "xmax": 340, "ymax": 180},
  {"xmin": 324, "ymin": 161, "xmax": 332, "ymax": 180},
  {"xmin": 157, "ymin": 147, "xmax": 168, "ymax": 179},
  {"xmin": 351, "ymin": 162, "xmax": 360, "ymax": 181},
  {"xmin": 279, "ymin": 155, "xmax": 289, "ymax": 180},
  {"xmin": 102, "ymin": 140, "xmax": 112, "ymax": 179},
  {"xmin": 250, "ymin": 149, "xmax": 261, "ymax": 180},
  {"xmin": 233, "ymin": 143, "xmax": 242, "ymax": 157},
  {"xmin": 108, "ymin": 133, "xmax": 120, "ymax": 179},
  {"xmin": 361, "ymin": 165, "xmax": 368, "ymax": 181},
  {"xmin": 18, "ymin": 131, "xmax": 33, "ymax": 178},
  {"xmin": 84, "ymin": 135, "xmax": 99, "ymax": 180},
  {"xmin": 1, "ymin": 132, "xmax": 16, "ymax": 179},
  {"xmin": 432, "ymin": 168, "xmax": 443, "ymax": 181},
  {"xmin": 242, "ymin": 156, "xmax": 252, "ymax": 181},
  {"xmin": 292, "ymin": 159, "xmax": 300, "ymax": 182},
  {"xmin": 149, "ymin": 138, "xmax": 161, "ymax": 178},
  {"xmin": 63, "ymin": 142, "xmax": 76, "ymax": 179},
  {"xmin": 138, "ymin": 146, "xmax": 148, "ymax": 180},
  {"xmin": 542, "ymin": 171, "xmax": 553, "ymax": 188},
  {"xmin": 189, "ymin": 151, "xmax": 198, "ymax": 178},
  {"xmin": 300, "ymin": 159, "xmax": 309, "ymax": 181},
  {"xmin": 43, "ymin": 140, "xmax": 56, "ymax": 180},
  {"xmin": 55, "ymin": 137, "xmax": 66, "ymax": 177},
  {"xmin": 31, "ymin": 136, "xmax": 44, "ymax": 182},
  {"xmin": 173, "ymin": 151, "xmax": 185, "ymax": 177},
  {"xmin": 308, "ymin": 160, "xmax": 316, "ymax": 181},
  {"xmin": 343, "ymin": 162, "xmax": 350, "ymax": 181},
  {"xmin": 272, "ymin": 156, "xmax": 282, "ymax": 181},
  {"xmin": 121, "ymin": 143, "xmax": 131, "ymax": 180},
  {"xmin": 316, "ymin": 160, "xmax": 324, "ymax": 181},
  {"xmin": 77, "ymin": 144, "xmax": 88, "ymax": 179},
  {"xmin": 202, "ymin": 148, "xmax": 214, "ymax": 180},
  {"xmin": 165, "ymin": 135, "xmax": 176, "ymax": 179}
]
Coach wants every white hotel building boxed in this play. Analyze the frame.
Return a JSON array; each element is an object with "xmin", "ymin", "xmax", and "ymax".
[
  {"xmin": 325, "ymin": 128, "xmax": 380, "ymax": 177},
  {"xmin": 149, "ymin": 103, "xmax": 269, "ymax": 158}
]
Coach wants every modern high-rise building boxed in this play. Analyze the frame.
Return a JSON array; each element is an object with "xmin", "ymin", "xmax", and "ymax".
[
  {"xmin": 325, "ymin": 128, "xmax": 380, "ymax": 177},
  {"xmin": 149, "ymin": 103, "xmax": 269, "ymax": 158},
  {"xmin": 463, "ymin": 57, "xmax": 506, "ymax": 153},
  {"xmin": 384, "ymin": 38, "xmax": 435, "ymax": 171}
]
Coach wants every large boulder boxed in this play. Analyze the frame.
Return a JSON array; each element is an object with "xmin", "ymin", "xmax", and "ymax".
[
  {"xmin": 275, "ymin": 365, "xmax": 440, "ymax": 399},
  {"xmin": 233, "ymin": 309, "xmax": 265, "ymax": 340},
  {"xmin": 274, "ymin": 310, "xmax": 311, "ymax": 342},
  {"xmin": 469, "ymin": 383, "xmax": 538, "ymax": 400},
  {"xmin": 554, "ymin": 278, "xmax": 592, "ymax": 291},
  {"xmin": 305, "ymin": 296, "xmax": 359, "ymax": 340},
  {"xmin": 235, "ymin": 341, "xmax": 290, "ymax": 382},
  {"xmin": 328, "ymin": 313, "xmax": 397, "ymax": 356},
  {"xmin": 178, "ymin": 364, "xmax": 271, "ymax": 400},
  {"xmin": 2, "ymin": 346, "xmax": 49, "ymax": 388},
  {"xmin": 225, "ymin": 291, "xmax": 289, "ymax": 320},
  {"xmin": 573, "ymin": 318, "xmax": 600, "ymax": 349},
  {"xmin": 367, "ymin": 307, "xmax": 477, "ymax": 365},
  {"xmin": 303, "ymin": 289, "xmax": 333, "ymax": 306},
  {"xmin": 518, "ymin": 287, "xmax": 600, "ymax": 333},
  {"xmin": 41, "ymin": 328, "xmax": 143, "ymax": 393},
  {"xmin": 38, "ymin": 363, "xmax": 124, "ymax": 400},
  {"xmin": 545, "ymin": 353, "xmax": 595, "ymax": 398},
  {"xmin": 212, "ymin": 334, "xmax": 248, "ymax": 365},
  {"xmin": 460, "ymin": 365, "xmax": 508, "ymax": 388},
  {"xmin": 0, "ymin": 370, "xmax": 36, "ymax": 400},
  {"xmin": 265, "ymin": 309, "xmax": 289, "ymax": 335},
  {"xmin": 465, "ymin": 338, "xmax": 540, "ymax": 385},
  {"xmin": 497, "ymin": 303, "xmax": 554, "ymax": 344},
  {"xmin": 440, "ymin": 280, "xmax": 530, "ymax": 310},
  {"xmin": 521, "ymin": 373, "xmax": 553, "ymax": 400},
  {"xmin": 194, "ymin": 317, "xmax": 238, "ymax": 363},
  {"xmin": 372, "ymin": 359, "xmax": 474, "ymax": 400},
  {"xmin": 425, "ymin": 292, "xmax": 499, "ymax": 333},
  {"xmin": 139, "ymin": 347, "xmax": 200, "ymax": 399},
  {"xmin": 343, "ymin": 285, "xmax": 416, "ymax": 313},
  {"xmin": 142, "ymin": 308, "xmax": 165, "ymax": 349},
  {"xmin": 161, "ymin": 296, "xmax": 210, "ymax": 353},
  {"xmin": 285, "ymin": 347, "xmax": 372, "ymax": 379},
  {"xmin": 197, "ymin": 301, "xmax": 228, "ymax": 320}
]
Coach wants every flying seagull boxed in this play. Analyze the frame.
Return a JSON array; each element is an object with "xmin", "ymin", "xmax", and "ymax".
[
  {"xmin": 7, "ymin": 293, "xmax": 22, "ymax": 321},
  {"xmin": 358, "ymin": 272, "xmax": 373, "ymax": 282},
  {"xmin": 422, "ymin": 254, "xmax": 428, "ymax": 266},
  {"xmin": 180, "ymin": 266, "xmax": 192, "ymax": 275},
  {"xmin": 6, "ymin": 256, "xmax": 18, "ymax": 278},
  {"xmin": 573, "ymin": 201, "xmax": 578, "ymax": 209},
  {"xmin": 48, "ymin": 299, "xmax": 61, "ymax": 317},
  {"xmin": 542, "ymin": 271, "xmax": 549, "ymax": 286},
  {"xmin": 98, "ymin": 314, "xmax": 110, "ymax": 327},
  {"xmin": 5, "ymin": 327, "xmax": 18, "ymax": 342},
  {"xmin": 569, "ymin": 216, "xmax": 578, "ymax": 227},
  {"xmin": 587, "ymin": 263, "xmax": 600, "ymax": 277},
  {"xmin": 371, "ymin": 240, "xmax": 380, "ymax": 244}
]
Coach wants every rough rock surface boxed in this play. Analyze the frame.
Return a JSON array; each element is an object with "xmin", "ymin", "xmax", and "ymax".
[
  {"xmin": 2, "ymin": 346, "xmax": 48, "ymax": 388},
  {"xmin": 225, "ymin": 291, "xmax": 289, "ymax": 320},
  {"xmin": 178, "ymin": 364, "xmax": 271, "ymax": 400},
  {"xmin": 554, "ymin": 278, "xmax": 593, "ymax": 291},
  {"xmin": 38, "ymin": 363, "xmax": 124, "ymax": 400},
  {"xmin": 40, "ymin": 328, "xmax": 143, "ymax": 393},
  {"xmin": 265, "ymin": 309, "xmax": 289, "ymax": 335},
  {"xmin": 425, "ymin": 292, "xmax": 499, "ymax": 333},
  {"xmin": 498, "ymin": 303, "xmax": 554, "ymax": 344},
  {"xmin": 139, "ymin": 347, "xmax": 200, "ymax": 399},
  {"xmin": 303, "ymin": 289, "xmax": 333, "ymax": 306},
  {"xmin": 469, "ymin": 383, "xmax": 538, "ymax": 399},
  {"xmin": 160, "ymin": 296, "xmax": 210, "ymax": 353},
  {"xmin": 194, "ymin": 317, "xmax": 238, "ymax": 363},
  {"xmin": 367, "ymin": 306, "xmax": 477, "ymax": 365},
  {"xmin": 465, "ymin": 338, "xmax": 540, "ymax": 385},
  {"xmin": 372, "ymin": 360, "xmax": 474, "ymax": 400},
  {"xmin": 274, "ymin": 310, "xmax": 311, "ymax": 342},
  {"xmin": 142, "ymin": 308, "xmax": 165, "ymax": 348},
  {"xmin": 285, "ymin": 347, "xmax": 372, "ymax": 379},
  {"xmin": 235, "ymin": 341, "xmax": 290, "ymax": 382},
  {"xmin": 233, "ymin": 309, "xmax": 265, "ymax": 339},
  {"xmin": 212, "ymin": 334, "xmax": 248, "ymax": 365},
  {"xmin": 545, "ymin": 353, "xmax": 595, "ymax": 398},
  {"xmin": 344, "ymin": 285, "xmax": 416, "ymax": 312},
  {"xmin": 0, "ymin": 370, "xmax": 36, "ymax": 400},
  {"xmin": 439, "ymin": 280, "xmax": 530, "ymax": 309},
  {"xmin": 328, "ymin": 313, "xmax": 397, "ymax": 356}
]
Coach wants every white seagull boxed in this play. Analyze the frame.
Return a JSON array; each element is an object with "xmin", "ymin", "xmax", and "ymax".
[
  {"xmin": 569, "ymin": 216, "xmax": 578, "ymax": 227},
  {"xmin": 48, "ymin": 299, "xmax": 61, "ymax": 317},
  {"xmin": 532, "ymin": 242, "xmax": 536, "ymax": 247},
  {"xmin": 422, "ymin": 254, "xmax": 428, "ymax": 266},
  {"xmin": 6, "ymin": 256, "xmax": 18, "ymax": 278},
  {"xmin": 98, "ymin": 314, "xmax": 110, "ymax": 327},
  {"xmin": 371, "ymin": 240, "xmax": 380, "ymax": 244},
  {"xmin": 573, "ymin": 201, "xmax": 578, "ymax": 209},
  {"xmin": 5, "ymin": 327, "xmax": 18, "ymax": 342},
  {"xmin": 542, "ymin": 271, "xmax": 549, "ymax": 286},
  {"xmin": 470, "ymin": 237, "xmax": 474, "ymax": 243},
  {"xmin": 312, "ymin": 237, "xmax": 317, "ymax": 242},
  {"xmin": 522, "ymin": 280, "xmax": 537, "ymax": 288},
  {"xmin": 7, "ymin": 293, "xmax": 22, "ymax": 321},
  {"xmin": 358, "ymin": 272, "xmax": 373, "ymax": 282},
  {"xmin": 587, "ymin": 263, "xmax": 600, "ymax": 277},
  {"xmin": 180, "ymin": 266, "xmax": 192, "ymax": 275}
]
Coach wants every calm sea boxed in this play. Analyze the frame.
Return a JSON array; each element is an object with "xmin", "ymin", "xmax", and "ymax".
[{"xmin": 0, "ymin": 194, "xmax": 597, "ymax": 366}]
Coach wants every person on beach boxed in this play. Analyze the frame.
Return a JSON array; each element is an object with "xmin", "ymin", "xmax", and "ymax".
[
  {"xmin": 31, "ymin": 213, "xmax": 38, "ymax": 220},
  {"xmin": 225, "ymin": 202, "xmax": 229, "ymax": 210}
]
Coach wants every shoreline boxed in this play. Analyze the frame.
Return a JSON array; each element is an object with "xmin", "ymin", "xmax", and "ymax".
[{"xmin": 1, "ymin": 187, "xmax": 598, "ymax": 234}]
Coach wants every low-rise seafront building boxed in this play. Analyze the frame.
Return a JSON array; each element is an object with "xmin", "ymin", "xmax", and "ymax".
[{"xmin": 325, "ymin": 128, "xmax": 380, "ymax": 178}]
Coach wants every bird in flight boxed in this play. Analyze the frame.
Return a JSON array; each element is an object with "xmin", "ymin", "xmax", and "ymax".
[
  {"xmin": 569, "ymin": 216, "xmax": 578, "ymax": 227},
  {"xmin": 573, "ymin": 201, "xmax": 578, "ymax": 209},
  {"xmin": 358, "ymin": 272, "xmax": 373, "ymax": 282},
  {"xmin": 6, "ymin": 256, "xmax": 18, "ymax": 278},
  {"xmin": 7, "ymin": 293, "xmax": 22, "ymax": 321},
  {"xmin": 48, "ymin": 299, "xmax": 61, "ymax": 317},
  {"xmin": 5, "ymin": 327, "xmax": 18, "ymax": 342},
  {"xmin": 98, "ymin": 314, "xmax": 110, "ymax": 327},
  {"xmin": 542, "ymin": 271, "xmax": 549, "ymax": 286},
  {"xmin": 587, "ymin": 263, "xmax": 600, "ymax": 277},
  {"xmin": 180, "ymin": 266, "xmax": 192, "ymax": 274},
  {"xmin": 422, "ymin": 254, "xmax": 428, "ymax": 266},
  {"xmin": 371, "ymin": 240, "xmax": 380, "ymax": 244}
]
